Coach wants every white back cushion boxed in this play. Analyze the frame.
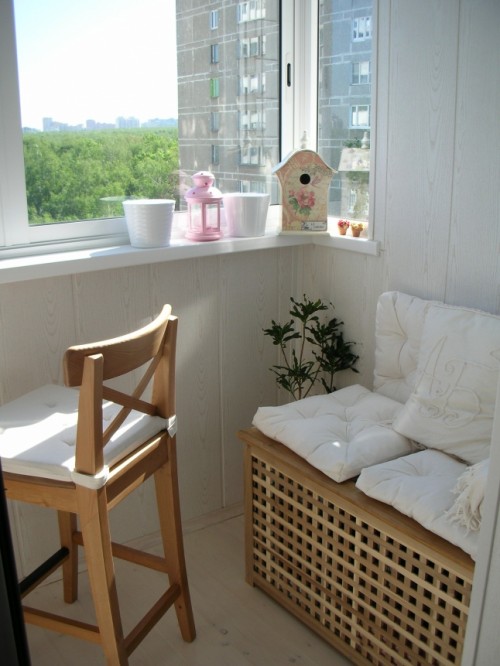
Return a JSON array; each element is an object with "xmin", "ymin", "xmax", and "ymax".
[
  {"xmin": 373, "ymin": 291, "xmax": 435, "ymax": 403},
  {"xmin": 392, "ymin": 303, "xmax": 500, "ymax": 463}
]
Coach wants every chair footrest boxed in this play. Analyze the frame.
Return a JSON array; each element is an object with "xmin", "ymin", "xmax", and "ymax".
[
  {"xmin": 23, "ymin": 583, "xmax": 181, "ymax": 654},
  {"xmin": 24, "ymin": 605, "xmax": 100, "ymax": 644},
  {"xmin": 73, "ymin": 530, "xmax": 169, "ymax": 572},
  {"xmin": 125, "ymin": 583, "xmax": 181, "ymax": 655},
  {"xmin": 19, "ymin": 547, "xmax": 69, "ymax": 597}
]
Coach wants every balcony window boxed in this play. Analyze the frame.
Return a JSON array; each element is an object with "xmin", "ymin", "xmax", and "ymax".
[
  {"xmin": 210, "ymin": 78, "xmax": 220, "ymax": 99},
  {"xmin": 0, "ymin": 0, "xmax": 375, "ymax": 254},
  {"xmin": 318, "ymin": 1, "xmax": 373, "ymax": 227},
  {"xmin": 211, "ymin": 144, "xmax": 220, "ymax": 165},
  {"xmin": 353, "ymin": 16, "xmax": 372, "ymax": 41},
  {"xmin": 351, "ymin": 105, "xmax": 370, "ymax": 128},
  {"xmin": 237, "ymin": 1, "xmax": 266, "ymax": 23},
  {"xmin": 211, "ymin": 112, "xmax": 220, "ymax": 132},
  {"xmin": 352, "ymin": 61, "xmax": 371, "ymax": 85}
]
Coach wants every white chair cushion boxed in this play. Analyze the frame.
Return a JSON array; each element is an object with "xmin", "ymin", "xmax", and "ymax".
[
  {"xmin": 252, "ymin": 384, "xmax": 414, "ymax": 483},
  {"xmin": 0, "ymin": 384, "xmax": 168, "ymax": 486},
  {"xmin": 392, "ymin": 303, "xmax": 500, "ymax": 464},
  {"xmin": 356, "ymin": 449, "xmax": 480, "ymax": 559}
]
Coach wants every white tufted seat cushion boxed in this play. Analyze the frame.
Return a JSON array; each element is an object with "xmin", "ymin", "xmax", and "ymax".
[
  {"xmin": 0, "ymin": 384, "xmax": 170, "ymax": 487},
  {"xmin": 356, "ymin": 449, "xmax": 480, "ymax": 559},
  {"xmin": 252, "ymin": 384, "xmax": 415, "ymax": 482}
]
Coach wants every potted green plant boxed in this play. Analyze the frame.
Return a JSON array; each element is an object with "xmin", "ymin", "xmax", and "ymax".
[{"xmin": 264, "ymin": 295, "xmax": 359, "ymax": 401}]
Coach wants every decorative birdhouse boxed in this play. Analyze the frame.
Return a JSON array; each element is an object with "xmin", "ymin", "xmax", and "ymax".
[{"xmin": 272, "ymin": 149, "xmax": 335, "ymax": 233}]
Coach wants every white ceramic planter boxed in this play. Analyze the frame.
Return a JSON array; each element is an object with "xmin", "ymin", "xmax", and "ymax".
[
  {"xmin": 123, "ymin": 199, "xmax": 175, "ymax": 248},
  {"xmin": 222, "ymin": 193, "xmax": 270, "ymax": 237}
]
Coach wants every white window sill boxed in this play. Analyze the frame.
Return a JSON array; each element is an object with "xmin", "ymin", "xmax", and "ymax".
[{"xmin": 0, "ymin": 211, "xmax": 379, "ymax": 285}]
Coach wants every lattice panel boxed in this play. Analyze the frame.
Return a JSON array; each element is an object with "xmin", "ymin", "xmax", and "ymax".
[{"xmin": 248, "ymin": 449, "xmax": 473, "ymax": 666}]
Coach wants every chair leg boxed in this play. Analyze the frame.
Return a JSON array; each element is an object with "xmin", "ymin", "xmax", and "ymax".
[
  {"xmin": 77, "ymin": 485, "xmax": 128, "ymax": 666},
  {"xmin": 57, "ymin": 511, "xmax": 78, "ymax": 603},
  {"xmin": 154, "ymin": 436, "xmax": 196, "ymax": 643}
]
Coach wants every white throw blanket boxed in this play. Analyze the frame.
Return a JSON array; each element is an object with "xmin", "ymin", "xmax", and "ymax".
[{"xmin": 447, "ymin": 458, "xmax": 489, "ymax": 532}]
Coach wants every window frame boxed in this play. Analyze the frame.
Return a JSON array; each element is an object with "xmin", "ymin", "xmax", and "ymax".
[
  {"xmin": 352, "ymin": 60, "xmax": 371, "ymax": 85},
  {"xmin": 210, "ymin": 77, "xmax": 220, "ymax": 98},
  {"xmin": 0, "ymin": 0, "xmax": 129, "ymax": 250},
  {"xmin": 353, "ymin": 16, "xmax": 372, "ymax": 41},
  {"xmin": 350, "ymin": 103, "xmax": 371, "ymax": 129},
  {"xmin": 0, "ymin": 0, "xmax": 378, "ymax": 258},
  {"xmin": 211, "ymin": 111, "xmax": 220, "ymax": 132},
  {"xmin": 210, "ymin": 10, "xmax": 219, "ymax": 30}
]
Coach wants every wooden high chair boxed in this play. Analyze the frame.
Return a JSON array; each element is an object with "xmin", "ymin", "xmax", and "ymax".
[{"xmin": 0, "ymin": 305, "xmax": 195, "ymax": 665}]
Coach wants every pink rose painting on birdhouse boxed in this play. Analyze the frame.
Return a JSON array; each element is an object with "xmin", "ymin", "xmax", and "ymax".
[{"xmin": 273, "ymin": 149, "xmax": 335, "ymax": 232}]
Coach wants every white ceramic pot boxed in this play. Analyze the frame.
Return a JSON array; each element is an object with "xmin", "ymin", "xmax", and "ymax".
[
  {"xmin": 123, "ymin": 199, "xmax": 175, "ymax": 248},
  {"xmin": 222, "ymin": 193, "xmax": 270, "ymax": 237}
]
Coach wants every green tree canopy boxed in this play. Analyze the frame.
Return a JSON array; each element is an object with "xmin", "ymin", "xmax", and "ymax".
[{"xmin": 22, "ymin": 128, "xmax": 179, "ymax": 224}]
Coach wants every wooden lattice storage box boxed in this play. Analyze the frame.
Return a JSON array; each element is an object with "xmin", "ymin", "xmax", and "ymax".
[{"xmin": 240, "ymin": 427, "xmax": 474, "ymax": 666}]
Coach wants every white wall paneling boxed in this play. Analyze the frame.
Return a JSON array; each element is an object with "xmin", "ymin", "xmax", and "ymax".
[
  {"xmin": 219, "ymin": 250, "xmax": 280, "ymax": 507},
  {"xmin": 383, "ymin": 0, "xmax": 460, "ymax": 298},
  {"xmin": 308, "ymin": 245, "xmax": 386, "ymax": 391},
  {"xmin": 2, "ymin": 248, "xmax": 302, "ymax": 576},
  {"xmin": 0, "ymin": 278, "xmax": 75, "ymax": 401},
  {"xmin": 445, "ymin": 0, "xmax": 500, "ymax": 313}
]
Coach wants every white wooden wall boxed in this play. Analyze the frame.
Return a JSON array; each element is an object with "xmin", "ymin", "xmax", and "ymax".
[
  {"xmin": 0, "ymin": 247, "xmax": 309, "ymax": 575},
  {"xmin": 1, "ymin": 4, "xmax": 499, "ymax": 656}
]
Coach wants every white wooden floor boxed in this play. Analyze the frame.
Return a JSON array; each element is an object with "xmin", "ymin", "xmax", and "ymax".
[{"xmin": 24, "ymin": 512, "xmax": 352, "ymax": 666}]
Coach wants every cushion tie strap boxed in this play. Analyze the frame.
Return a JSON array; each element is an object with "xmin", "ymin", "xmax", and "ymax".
[
  {"xmin": 70, "ymin": 416, "xmax": 176, "ymax": 488},
  {"xmin": 71, "ymin": 466, "xmax": 109, "ymax": 489},
  {"xmin": 167, "ymin": 415, "xmax": 177, "ymax": 437}
]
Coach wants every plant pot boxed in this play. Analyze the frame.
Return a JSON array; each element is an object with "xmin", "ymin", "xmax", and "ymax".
[
  {"xmin": 222, "ymin": 193, "xmax": 270, "ymax": 237},
  {"xmin": 123, "ymin": 199, "xmax": 175, "ymax": 248}
]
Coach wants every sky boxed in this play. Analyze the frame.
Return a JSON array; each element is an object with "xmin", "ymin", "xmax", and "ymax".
[{"xmin": 13, "ymin": 0, "xmax": 178, "ymax": 130}]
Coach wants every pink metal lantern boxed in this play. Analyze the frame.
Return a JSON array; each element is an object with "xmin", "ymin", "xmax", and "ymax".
[{"xmin": 185, "ymin": 171, "xmax": 223, "ymax": 241}]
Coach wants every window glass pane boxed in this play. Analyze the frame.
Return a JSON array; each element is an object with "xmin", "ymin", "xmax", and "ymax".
[
  {"xmin": 177, "ymin": 0, "xmax": 280, "ymax": 199},
  {"xmin": 13, "ymin": 0, "xmax": 280, "ymax": 233},
  {"xmin": 318, "ymin": 0, "xmax": 372, "ymax": 228},
  {"xmin": 14, "ymin": 0, "xmax": 180, "ymax": 226}
]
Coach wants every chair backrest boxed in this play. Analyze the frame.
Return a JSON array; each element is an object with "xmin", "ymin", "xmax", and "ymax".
[{"xmin": 63, "ymin": 305, "xmax": 177, "ymax": 477}]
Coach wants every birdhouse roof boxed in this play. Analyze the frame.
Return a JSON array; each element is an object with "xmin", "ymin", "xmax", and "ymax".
[{"xmin": 272, "ymin": 149, "xmax": 334, "ymax": 177}]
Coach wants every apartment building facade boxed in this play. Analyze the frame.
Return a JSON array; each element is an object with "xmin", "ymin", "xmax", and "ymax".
[{"xmin": 176, "ymin": 0, "xmax": 372, "ymax": 220}]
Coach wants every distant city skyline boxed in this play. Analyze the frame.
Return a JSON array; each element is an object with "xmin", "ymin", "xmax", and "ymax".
[
  {"xmin": 31, "ymin": 114, "xmax": 178, "ymax": 133},
  {"xmin": 14, "ymin": 0, "xmax": 178, "ymax": 131}
]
